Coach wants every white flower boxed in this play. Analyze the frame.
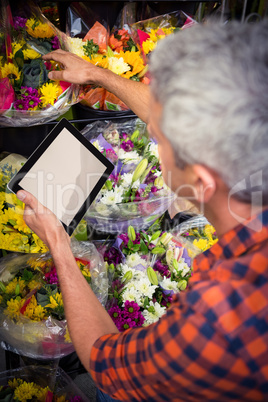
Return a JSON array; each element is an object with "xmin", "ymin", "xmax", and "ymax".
[
  {"xmin": 92, "ymin": 140, "xmax": 104, "ymax": 153},
  {"xmin": 135, "ymin": 277, "xmax": 157, "ymax": 299},
  {"xmin": 101, "ymin": 188, "xmax": 124, "ymax": 205},
  {"xmin": 120, "ymin": 173, "xmax": 140, "ymax": 189},
  {"xmin": 146, "ymin": 142, "xmax": 159, "ymax": 158},
  {"xmin": 122, "ymin": 286, "xmax": 141, "ymax": 305},
  {"xmin": 177, "ymin": 258, "xmax": 191, "ymax": 277},
  {"xmin": 159, "ymin": 276, "xmax": 178, "ymax": 293},
  {"xmin": 94, "ymin": 202, "xmax": 110, "ymax": 216},
  {"xmin": 67, "ymin": 37, "xmax": 85, "ymax": 57},
  {"xmin": 108, "ymin": 56, "xmax": 131, "ymax": 75},
  {"xmin": 126, "ymin": 253, "xmax": 146, "ymax": 268},
  {"xmin": 143, "ymin": 301, "xmax": 166, "ymax": 326},
  {"xmin": 118, "ymin": 149, "xmax": 142, "ymax": 164}
]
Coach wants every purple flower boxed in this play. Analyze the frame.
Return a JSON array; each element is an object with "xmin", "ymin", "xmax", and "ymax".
[
  {"xmin": 70, "ymin": 397, "xmax": 83, "ymax": 402},
  {"xmin": 120, "ymin": 140, "xmax": 134, "ymax": 152},
  {"xmin": 44, "ymin": 267, "xmax": 59, "ymax": 285},
  {"xmin": 154, "ymin": 260, "xmax": 171, "ymax": 278},
  {"xmin": 51, "ymin": 36, "xmax": 61, "ymax": 50},
  {"xmin": 118, "ymin": 233, "xmax": 129, "ymax": 247},
  {"xmin": 27, "ymin": 95, "xmax": 41, "ymax": 109},
  {"xmin": 121, "ymin": 132, "xmax": 128, "ymax": 140},
  {"xmin": 124, "ymin": 300, "xmax": 140, "ymax": 315},
  {"xmin": 106, "ymin": 149, "xmax": 118, "ymax": 163},
  {"xmin": 21, "ymin": 87, "xmax": 39, "ymax": 97},
  {"xmin": 14, "ymin": 16, "xmax": 27, "ymax": 30},
  {"xmin": 151, "ymin": 186, "xmax": 158, "ymax": 193},
  {"xmin": 14, "ymin": 99, "xmax": 28, "ymax": 111},
  {"xmin": 108, "ymin": 305, "xmax": 122, "ymax": 320},
  {"xmin": 103, "ymin": 246, "xmax": 123, "ymax": 265}
]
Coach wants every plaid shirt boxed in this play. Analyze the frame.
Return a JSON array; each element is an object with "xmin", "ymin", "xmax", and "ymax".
[{"xmin": 90, "ymin": 209, "xmax": 268, "ymax": 401}]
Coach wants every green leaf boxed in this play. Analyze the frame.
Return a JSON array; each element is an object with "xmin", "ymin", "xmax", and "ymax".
[
  {"xmin": 143, "ymin": 296, "xmax": 149, "ymax": 308},
  {"xmin": 14, "ymin": 48, "xmax": 24, "ymax": 69},
  {"xmin": 140, "ymin": 239, "xmax": 148, "ymax": 254},
  {"xmin": 127, "ymin": 240, "xmax": 133, "ymax": 249},
  {"xmin": 22, "ymin": 269, "xmax": 34, "ymax": 282},
  {"xmin": 132, "ymin": 244, "xmax": 140, "ymax": 252}
]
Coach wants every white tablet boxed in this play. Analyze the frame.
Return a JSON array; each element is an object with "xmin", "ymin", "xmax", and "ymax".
[{"xmin": 8, "ymin": 118, "xmax": 114, "ymax": 235}]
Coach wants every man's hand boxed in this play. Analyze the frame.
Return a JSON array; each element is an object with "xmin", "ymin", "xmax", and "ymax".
[
  {"xmin": 42, "ymin": 49, "xmax": 101, "ymax": 84},
  {"xmin": 17, "ymin": 190, "xmax": 70, "ymax": 248}
]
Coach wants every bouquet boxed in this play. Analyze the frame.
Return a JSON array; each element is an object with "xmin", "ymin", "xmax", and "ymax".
[
  {"xmin": 99, "ymin": 224, "xmax": 192, "ymax": 331},
  {"xmin": 66, "ymin": 21, "xmax": 147, "ymax": 111},
  {"xmin": 131, "ymin": 11, "xmax": 197, "ymax": 64},
  {"xmin": 0, "ymin": 366, "xmax": 90, "ymax": 401},
  {"xmin": 82, "ymin": 118, "xmax": 174, "ymax": 233},
  {"xmin": 0, "ymin": 153, "xmax": 49, "ymax": 253},
  {"xmin": 0, "ymin": 240, "xmax": 108, "ymax": 359},
  {"xmin": 0, "ymin": 0, "xmax": 79, "ymax": 127}
]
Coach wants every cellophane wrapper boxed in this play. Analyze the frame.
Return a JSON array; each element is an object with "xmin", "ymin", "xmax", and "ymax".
[
  {"xmin": 0, "ymin": 239, "xmax": 108, "ymax": 360},
  {"xmin": 0, "ymin": 0, "xmax": 80, "ymax": 127},
  {"xmin": 0, "ymin": 366, "xmax": 90, "ymax": 401},
  {"xmin": 130, "ymin": 10, "xmax": 197, "ymax": 65},
  {"xmin": 81, "ymin": 118, "xmax": 175, "ymax": 233}
]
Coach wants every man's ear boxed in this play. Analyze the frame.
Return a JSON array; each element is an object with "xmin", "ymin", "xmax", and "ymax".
[{"xmin": 191, "ymin": 164, "xmax": 217, "ymax": 203}]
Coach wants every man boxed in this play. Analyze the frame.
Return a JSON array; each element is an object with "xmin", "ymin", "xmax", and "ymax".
[{"xmin": 17, "ymin": 21, "xmax": 268, "ymax": 400}]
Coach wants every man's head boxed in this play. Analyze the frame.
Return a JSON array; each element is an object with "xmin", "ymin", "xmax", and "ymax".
[{"xmin": 149, "ymin": 21, "xmax": 268, "ymax": 206}]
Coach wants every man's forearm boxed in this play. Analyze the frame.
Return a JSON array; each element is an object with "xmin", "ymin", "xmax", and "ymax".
[
  {"xmin": 90, "ymin": 68, "xmax": 150, "ymax": 123},
  {"xmin": 49, "ymin": 240, "xmax": 119, "ymax": 372}
]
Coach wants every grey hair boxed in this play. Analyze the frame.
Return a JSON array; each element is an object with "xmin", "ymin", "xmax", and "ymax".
[{"xmin": 150, "ymin": 20, "xmax": 268, "ymax": 203}]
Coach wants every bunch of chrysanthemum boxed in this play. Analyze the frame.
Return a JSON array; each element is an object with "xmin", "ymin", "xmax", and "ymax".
[
  {"xmin": 0, "ymin": 11, "xmax": 72, "ymax": 120},
  {"xmin": 87, "ymin": 121, "xmax": 170, "ymax": 215},
  {"xmin": 0, "ymin": 255, "xmax": 90, "ymax": 326},
  {"xmin": 100, "ymin": 225, "xmax": 192, "ymax": 331},
  {"xmin": 0, "ymin": 158, "xmax": 49, "ymax": 253},
  {"xmin": 66, "ymin": 22, "xmax": 146, "ymax": 110},
  {"xmin": 0, "ymin": 377, "xmax": 83, "ymax": 401}
]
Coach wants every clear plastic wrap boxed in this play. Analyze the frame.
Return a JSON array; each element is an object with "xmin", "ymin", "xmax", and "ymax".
[
  {"xmin": 81, "ymin": 118, "xmax": 175, "ymax": 233},
  {"xmin": 130, "ymin": 10, "xmax": 197, "ymax": 65},
  {"xmin": 0, "ymin": 239, "xmax": 108, "ymax": 360},
  {"xmin": 0, "ymin": 365, "xmax": 90, "ymax": 401},
  {"xmin": 0, "ymin": 0, "xmax": 79, "ymax": 127}
]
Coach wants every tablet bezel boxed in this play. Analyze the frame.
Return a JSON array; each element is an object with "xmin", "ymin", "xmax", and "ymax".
[{"xmin": 8, "ymin": 118, "xmax": 114, "ymax": 235}]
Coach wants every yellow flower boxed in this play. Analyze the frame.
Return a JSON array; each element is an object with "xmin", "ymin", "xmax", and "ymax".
[
  {"xmin": 64, "ymin": 326, "xmax": 71, "ymax": 343},
  {"xmin": 39, "ymin": 82, "xmax": 62, "ymax": 107},
  {"xmin": 142, "ymin": 39, "xmax": 156, "ymax": 55},
  {"xmin": 30, "ymin": 233, "xmax": 48, "ymax": 253},
  {"xmin": 28, "ymin": 279, "xmax": 41, "ymax": 291},
  {"xmin": 5, "ymin": 277, "xmax": 25, "ymax": 295},
  {"xmin": 35, "ymin": 386, "xmax": 51, "ymax": 401},
  {"xmin": 8, "ymin": 378, "xmax": 23, "ymax": 389},
  {"xmin": 14, "ymin": 381, "xmax": 38, "ymax": 402},
  {"xmin": 193, "ymin": 238, "xmax": 210, "ymax": 252},
  {"xmin": 4, "ymin": 298, "xmax": 25, "ymax": 320},
  {"xmin": 23, "ymin": 295, "xmax": 37, "ymax": 320},
  {"xmin": 204, "ymin": 224, "xmax": 216, "ymax": 237},
  {"xmin": 55, "ymin": 396, "xmax": 67, "ymax": 402},
  {"xmin": 108, "ymin": 56, "xmax": 130, "ymax": 75},
  {"xmin": 0, "ymin": 295, "xmax": 3, "ymax": 304},
  {"xmin": 12, "ymin": 42, "xmax": 23, "ymax": 56},
  {"xmin": 116, "ymin": 51, "xmax": 145, "ymax": 79},
  {"xmin": 23, "ymin": 48, "xmax": 40, "ymax": 60},
  {"xmin": 27, "ymin": 256, "xmax": 52, "ymax": 271},
  {"xmin": 45, "ymin": 292, "xmax": 63, "ymax": 309},
  {"xmin": 32, "ymin": 304, "xmax": 48, "ymax": 321},
  {"xmin": 84, "ymin": 54, "xmax": 108, "ymax": 69},
  {"xmin": 68, "ymin": 37, "xmax": 85, "ymax": 57},
  {"xmin": 26, "ymin": 18, "xmax": 54, "ymax": 39},
  {"xmin": 81, "ymin": 267, "xmax": 91, "ymax": 279},
  {"xmin": 1, "ymin": 63, "xmax": 21, "ymax": 81}
]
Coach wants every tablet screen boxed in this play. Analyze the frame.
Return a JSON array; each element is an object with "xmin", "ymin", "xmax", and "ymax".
[{"xmin": 8, "ymin": 118, "xmax": 114, "ymax": 235}]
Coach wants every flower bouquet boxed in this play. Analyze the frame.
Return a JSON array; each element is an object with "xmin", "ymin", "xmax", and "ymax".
[
  {"xmin": 67, "ymin": 20, "xmax": 147, "ymax": 111},
  {"xmin": 0, "ymin": 0, "xmax": 79, "ymax": 127},
  {"xmin": 0, "ymin": 239, "xmax": 107, "ymax": 359},
  {"xmin": 130, "ymin": 10, "xmax": 197, "ymax": 65},
  {"xmin": 81, "ymin": 118, "xmax": 174, "ymax": 233},
  {"xmin": 0, "ymin": 153, "xmax": 49, "ymax": 253},
  {"xmin": 0, "ymin": 366, "xmax": 90, "ymax": 401},
  {"xmin": 98, "ymin": 224, "xmax": 192, "ymax": 330}
]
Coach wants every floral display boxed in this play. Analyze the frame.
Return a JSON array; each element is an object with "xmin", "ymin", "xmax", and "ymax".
[
  {"xmin": 66, "ymin": 22, "xmax": 147, "ymax": 111},
  {"xmin": 0, "ymin": 366, "xmax": 89, "ymax": 401},
  {"xmin": 181, "ymin": 223, "xmax": 218, "ymax": 253},
  {"xmin": 0, "ymin": 240, "xmax": 107, "ymax": 359},
  {"xmin": 0, "ymin": 154, "xmax": 49, "ymax": 253},
  {"xmin": 82, "ymin": 118, "xmax": 174, "ymax": 233},
  {"xmin": 131, "ymin": 11, "xmax": 197, "ymax": 63},
  {"xmin": 100, "ymin": 224, "xmax": 192, "ymax": 330},
  {"xmin": 0, "ymin": 377, "xmax": 83, "ymax": 401},
  {"xmin": 0, "ymin": 0, "xmax": 78, "ymax": 126}
]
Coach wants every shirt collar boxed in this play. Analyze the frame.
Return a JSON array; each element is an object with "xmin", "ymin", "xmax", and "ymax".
[{"xmin": 194, "ymin": 208, "xmax": 268, "ymax": 269}]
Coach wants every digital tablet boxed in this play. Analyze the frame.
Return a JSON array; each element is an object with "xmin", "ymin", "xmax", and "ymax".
[{"xmin": 8, "ymin": 118, "xmax": 114, "ymax": 235}]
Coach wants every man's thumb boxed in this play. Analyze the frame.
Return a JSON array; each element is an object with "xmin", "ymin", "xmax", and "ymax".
[{"xmin": 17, "ymin": 190, "xmax": 26, "ymax": 201}]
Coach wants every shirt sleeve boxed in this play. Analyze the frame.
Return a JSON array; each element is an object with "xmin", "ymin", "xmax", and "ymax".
[{"xmin": 89, "ymin": 295, "xmax": 229, "ymax": 401}]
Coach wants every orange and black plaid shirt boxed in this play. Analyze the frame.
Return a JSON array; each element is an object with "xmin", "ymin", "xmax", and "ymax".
[{"xmin": 90, "ymin": 209, "xmax": 268, "ymax": 401}]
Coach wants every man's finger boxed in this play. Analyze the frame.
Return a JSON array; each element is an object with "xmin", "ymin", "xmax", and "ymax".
[
  {"xmin": 48, "ymin": 70, "xmax": 64, "ymax": 81},
  {"xmin": 17, "ymin": 190, "xmax": 38, "ymax": 211}
]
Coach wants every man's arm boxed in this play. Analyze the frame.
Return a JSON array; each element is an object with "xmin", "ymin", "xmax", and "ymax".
[
  {"xmin": 17, "ymin": 190, "xmax": 119, "ymax": 372},
  {"xmin": 42, "ymin": 50, "xmax": 150, "ymax": 123}
]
